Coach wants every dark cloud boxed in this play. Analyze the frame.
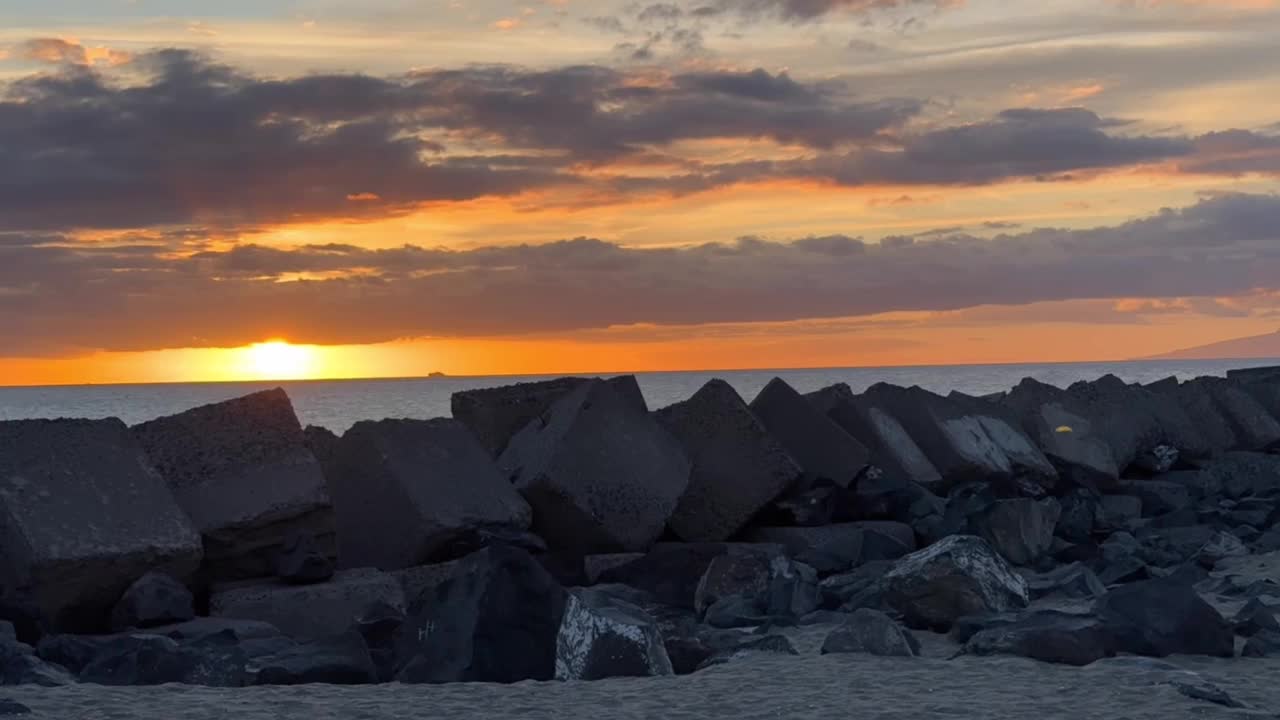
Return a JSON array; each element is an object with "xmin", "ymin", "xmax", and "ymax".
[
  {"xmin": 1, "ymin": 48, "xmax": 1275, "ymax": 234},
  {"xmin": 4, "ymin": 193, "xmax": 1280, "ymax": 355},
  {"xmin": 693, "ymin": 0, "xmax": 959, "ymax": 22}
]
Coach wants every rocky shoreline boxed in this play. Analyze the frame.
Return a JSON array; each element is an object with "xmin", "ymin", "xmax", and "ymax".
[{"xmin": 1, "ymin": 367, "xmax": 1280, "ymax": 714}]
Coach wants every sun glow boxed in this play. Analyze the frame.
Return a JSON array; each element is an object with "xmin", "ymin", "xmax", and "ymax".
[{"xmin": 239, "ymin": 340, "xmax": 316, "ymax": 380}]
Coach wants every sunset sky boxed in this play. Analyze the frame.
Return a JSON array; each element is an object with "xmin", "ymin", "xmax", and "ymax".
[{"xmin": 2, "ymin": 0, "xmax": 1280, "ymax": 384}]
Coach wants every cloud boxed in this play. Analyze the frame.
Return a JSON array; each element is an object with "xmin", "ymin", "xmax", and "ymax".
[
  {"xmin": 4, "ymin": 192, "xmax": 1280, "ymax": 355},
  {"xmin": 1, "ymin": 47, "xmax": 1275, "ymax": 233},
  {"xmin": 17, "ymin": 38, "xmax": 133, "ymax": 67},
  {"xmin": 695, "ymin": 0, "xmax": 962, "ymax": 22}
]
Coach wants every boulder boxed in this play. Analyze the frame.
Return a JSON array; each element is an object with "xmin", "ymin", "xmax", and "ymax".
[
  {"xmin": 810, "ymin": 385, "xmax": 944, "ymax": 491},
  {"xmin": 451, "ymin": 376, "xmax": 646, "ymax": 457},
  {"xmin": 1096, "ymin": 495, "xmax": 1142, "ymax": 532},
  {"xmin": 499, "ymin": 380, "xmax": 690, "ymax": 553},
  {"xmin": 1197, "ymin": 531, "xmax": 1250, "ymax": 569},
  {"xmin": 275, "ymin": 531, "xmax": 335, "ymax": 585},
  {"xmin": 1054, "ymin": 490, "xmax": 1098, "ymax": 544},
  {"xmin": 1233, "ymin": 598, "xmax": 1280, "ymax": 637},
  {"xmin": 109, "ymin": 572, "xmax": 194, "ymax": 632},
  {"xmin": 78, "ymin": 632, "xmax": 246, "ymax": 687},
  {"xmin": 1149, "ymin": 379, "xmax": 1240, "ymax": 456},
  {"xmin": 1120, "ymin": 480, "xmax": 1191, "ymax": 518},
  {"xmin": 0, "ymin": 419, "xmax": 203, "ymax": 631},
  {"xmin": 745, "ymin": 525, "xmax": 864, "ymax": 575},
  {"xmin": 1095, "ymin": 578, "xmax": 1234, "ymax": 657},
  {"xmin": 1194, "ymin": 452, "xmax": 1280, "ymax": 500},
  {"xmin": 555, "ymin": 588, "xmax": 672, "ymax": 680},
  {"xmin": 859, "ymin": 384, "xmax": 1056, "ymax": 496},
  {"xmin": 133, "ymin": 389, "xmax": 332, "ymax": 581},
  {"xmin": 210, "ymin": 568, "xmax": 405, "ymax": 641},
  {"xmin": 1001, "ymin": 380, "xmax": 1121, "ymax": 491},
  {"xmin": 963, "ymin": 611, "xmax": 1115, "ymax": 666},
  {"xmin": 1023, "ymin": 563, "xmax": 1106, "ymax": 601},
  {"xmin": 765, "ymin": 482, "xmax": 842, "ymax": 527},
  {"xmin": 818, "ymin": 560, "xmax": 894, "ymax": 612},
  {"xmin": 1198, "ymin": 378, "xmax": 1280, "ymax": 450},
  {"xmin": 820, "ymin": 608, "xmax": 918, "ymax": 657},
  {"xmin": 0, "ymin": 641, "xmax": 74, "ymax": 687},
  {"xmin": 596, "ymin": 544, "xmax": 738, "ymax": 610},
  {"xmin": 352, "ymin": 601, "xmax": 405, "ymax": 682},
  {"xmin": 694, "ymin": 553, "xmax": 818, "ymax": 628},
  {"xmin": 748, "ymin": 378, "xmax": 869, "ymax": 488},
  {"xmin": 694, "ymin": 633, "xmax": 797, "ymax": 671},
  {"xmin": 972, "ymin": 498, "xmax": 1061, "ymax": 566},
  {"xmin": 655, "ymin": 380, "xmax": 802, "ymax": 542},
  {"xmin": 1230, "ymin": 367, "xmax": 1280, "ymax": 420},
  {"xmin": 393, "ymin": 545, "xmax": 567, "ymax": 684},
  {"xmin": 250, "ymin": 630, "xmax": 377, "ymax": 685},
  {"xmin": 883, "ymin": 535, "xmax": 1029, "ymax": 631},
  {"xmin": 583, "ymin": 554, "xmax": 644, "ymax": 585},
  {"xmin": 1242, "ymin": 628, "xmax": 1280, "ymax": 658},
  {"xmin": 856, "ymin": 521, "xmax": 918, "ymax": 563},
  {"xmin": 328, "ymin": 418, "xmax": 532, "ymax": 570}
]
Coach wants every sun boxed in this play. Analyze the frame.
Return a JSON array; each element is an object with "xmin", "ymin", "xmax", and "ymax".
[{"xmin": 242, "ymin": 340, "xmax": 315, "ymax": 380}]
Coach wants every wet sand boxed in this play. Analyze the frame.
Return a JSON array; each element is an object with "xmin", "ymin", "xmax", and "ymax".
[{"xmin": 8, "ymin": 630, "xmax": 1280, "ymax": 720}]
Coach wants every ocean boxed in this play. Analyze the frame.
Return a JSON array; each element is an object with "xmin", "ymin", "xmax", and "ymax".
[{"xmin": 1, "ymin": 358, "xmax": 1277, "ymax": 432}]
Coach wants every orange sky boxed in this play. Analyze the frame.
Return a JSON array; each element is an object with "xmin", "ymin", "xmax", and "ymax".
[{"xmin": 2, "ymin": 0, "xmax": 1280, "ymax": 385}]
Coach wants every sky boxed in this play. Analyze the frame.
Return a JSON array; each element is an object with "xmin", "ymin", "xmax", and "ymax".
[{"xmin": 2, "ymin": 0, "xmax": 1280, "ymax": 384}]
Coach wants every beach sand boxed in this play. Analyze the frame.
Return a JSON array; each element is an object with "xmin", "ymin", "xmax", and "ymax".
[{"xmin": 7, "ymin": 628, "xmax": 1279, "ymax": 719}]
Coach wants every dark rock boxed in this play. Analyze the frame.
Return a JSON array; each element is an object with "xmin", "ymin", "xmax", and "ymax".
[
  {"xmin": 1120, "ymin": 480, "xmax": 1191, "ymax": 518},
  {"xmin": 820, "ymin": 608, "xmax": 918, "ymax": 657},
  {"xmin": 328, "ymin": 418, "xmax": 532, "ymax": 570},
  {"xmin": 275, "ymin": 531, "xmax": 335, "ymax": 584},
  {"xmin": 655, "ymin": 380, "xmax": 802, "ymax": 541},
  {"xmin": 1136, "ymin": 525, "xmax": 1217, "ymax": 568},
  {"xmin": 78, "ymin": 635, "xmax": 209, "ymax": 686},
  {"xmin": 810, "ymin": 385, "xmax": 944, "ymax": 491},
  {"xmin": 583, "ymin": 554, "xmax": 644, "ymax": 585},
  {"xmin": 1096, "ymin": 556, "xmax": 1151, "ymax": 586},
  {"xmin": 1149, "ymin": 379, "xmax": 1239, "ymax": 456},
  {"xmin": 1001, "ymin": 379, "xmax": 1119, "ymax": 491},
  {"xmin": 749, "ymin": 378, "xmax": 869, "ymax": 488},
  {"xmin": 0, "ymin": 643, "xmax": 73, "ymax": 687},
  {"xmin": 856, "ymin": 521, "xmax": 918, "ymax": 562},
  {"xmin": 1195, "ymin": 452, "xmax": 1280, "ymax": 500},
  {"xmin": 133, "ymin": 389, "xmax": 333, "ymax": 582},
  {"xmin": 1197, "ymin": 531, "xmax": 1250, "ymax": 569},
  {"xmin": 451, "ymin": 376, "xmax": 646, "ymax": 457},
  {"xmin": 883, "ymin": 535, "xmax": 1029, "ymax": 631},
  {"xmin": 352, "ymin": 601, "xmax": 404, "ymax": 682},
  {"xmin": 250, "ymin": 630, "xmax": 376, "ymax": 685},
  {"xmin": 1022, "ymin": 563, "xmax": 1106, "ymax": 600},
  {"xmin": 555, "ymin": 588, "xmax": 672, "ymax": 680},
  {"xmin": 1201, "ymin": 378, "xmax": 1280, "ymax": 450},
  {"xmin": 1242, "ymin": 628, "xmax": 1280, "ymax": 657},
  {"xmin": 861, "ymin": 384, "xmax": 1056, "ymax": 496},
  {"xmin": 1095, "ymin": 578, "xmax": 1233, "ymax": 657},
  {"xmin": 764, "ymin": 483, "xmax": 841, "ymax": 527},
  {"xmin": 695, "ymin": 553, "xmax": 818, "ymax": 628},
  {"xmin": 393, "ymin": 545, "xmax": 567, "ymax": 684},
  {"xmin": 210, "ymin": 568, "xmax": 405, "ymax": 640},
  {"xmin": 110, "ymin": 572, "xmax": 194, "ymax": 632},
  {"xmin": 1096, "ymin": 495, "xmax": 1142, "ymax": 532},
  {"xmin": 595, "ymin": 543, "xmax": 778, "ymax": 610},
  {"xmin": 694, "ymin": 634, "xmax": 797, "ymax": 671},
  {"xmin": 819, "ymin": 561, "xmax": 893, "ymax": 612},
  {"xmin": 1054, "ymin": 490, "xmax": 1097, "ymax": 544},
  {"xmin": 972, "ymin": 498, "xmax": 1061, "ymax": 566},
  {"xmin": 0, "ymin": 699, "xmax": 29, "ymax": 715},
  {"xmin": 1233, "ymin": 598, "xmax": 1280, "ymax": 637},
  {"xmin": 499, "ymin": 380, "xmax": 690, "ymax": 553},
  {"xmin": 0, "ymin": 419, "xmax": 203, "ymax": 631},
  {"xmin": 746, "ymin": 524, "xmax": 864, "ymax": 575},
  {"xmin": 0, "ymin": 595, "xmax": 46, "ymax": 647},
  {"xmin": 964, "ymin": 611, "xmax": 1115, "ymax": 666}
]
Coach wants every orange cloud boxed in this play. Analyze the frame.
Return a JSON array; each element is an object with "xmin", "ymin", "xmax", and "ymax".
[
  {"xmin": 491, "ymin": 18, "xmax": 522, "ymax": 30},
  {"xmin": 19, "ymin": 37, "xmax": 132, "ymax": 67}
]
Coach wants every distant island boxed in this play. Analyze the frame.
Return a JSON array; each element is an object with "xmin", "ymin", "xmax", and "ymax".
[
  {"xmin": 427, "ymin": 372, "xmax": 449, "ymax": 378},
  {"xmin": 1148, "ymin": 329, "xmax": 1280, "ymax": 360}
]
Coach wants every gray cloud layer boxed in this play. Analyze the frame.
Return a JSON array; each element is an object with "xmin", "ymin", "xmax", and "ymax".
[
  {"xmin": 1, "ymin": 45, "xmax": 1277, "ymax": 233},
  {"xmin": 3, "ymin": 192, "xmax": 1279, "ymax": 355}
]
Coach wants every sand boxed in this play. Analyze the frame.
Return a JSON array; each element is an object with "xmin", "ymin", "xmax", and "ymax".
[{"xmin": 7, "ymin": 628, "xmax": 1280, "ymax": 720}]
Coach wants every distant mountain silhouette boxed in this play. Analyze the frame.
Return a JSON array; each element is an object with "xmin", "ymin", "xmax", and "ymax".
[{"xmin": 1148, "ymin": 329, "xmax": 1280, "ymax": 360}]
